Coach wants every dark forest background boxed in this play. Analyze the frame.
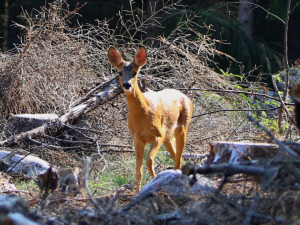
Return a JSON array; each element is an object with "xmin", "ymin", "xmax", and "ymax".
[{"xmin": 0, "ymin": 0, "xmax": 299, "ymax": 75}]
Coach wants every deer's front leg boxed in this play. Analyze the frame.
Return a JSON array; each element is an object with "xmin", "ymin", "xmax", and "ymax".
[{"xmin": 134, "ymin": 138, "xmax": 146, "ymax": 192}]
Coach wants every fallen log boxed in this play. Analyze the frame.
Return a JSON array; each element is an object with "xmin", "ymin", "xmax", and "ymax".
[
  {"xmin": 0, "ymin": 76, "xmax": 122, "ymax": 147},
  {"xmin": 181, "ymin": 163, "xmax": 278, "ymax": 191},
  {"xmin": 120, "ymin": 169, "xmax": 217, "ymax": 212},
  {"xmin": 0, "ymin": 150, "xmax": 50, "ymax": 177},
  {"xmin": 208, "ymin": 141, "xmax": 300, "ymax": 165},
  {"xmin": 4, "ymin": 114, "xmax": 59, "ymax": 138},
  {"xmin": 207, "ymin": 141, "xmax": 279, "ymax": 165}
]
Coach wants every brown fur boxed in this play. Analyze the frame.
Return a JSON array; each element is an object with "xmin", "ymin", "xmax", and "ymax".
[{"xmin": 108, "ymin": 46, "xmax": 193, "ymax": 191}]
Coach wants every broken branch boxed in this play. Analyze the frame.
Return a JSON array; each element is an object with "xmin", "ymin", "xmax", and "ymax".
[{"xmin": 0, "ymin": 77, "xmax": 122, "ymax": 147}]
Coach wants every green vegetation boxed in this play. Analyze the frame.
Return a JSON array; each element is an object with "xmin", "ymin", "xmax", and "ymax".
[
  {"xmin": 89, "ymin": 153, "xmax": 137, "ymax": 194},
  {"xmin": 89, "ymin": 145, "xmax": 182, "ymax": 195},
  {"xmin": 15, "ymin": 179, "xmax": 39, "ymax": 194}
]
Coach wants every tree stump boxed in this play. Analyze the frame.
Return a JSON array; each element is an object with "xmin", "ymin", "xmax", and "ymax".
[{"xmin": 208, "ymin": 141, "xmax": 279, "ymax": 165}]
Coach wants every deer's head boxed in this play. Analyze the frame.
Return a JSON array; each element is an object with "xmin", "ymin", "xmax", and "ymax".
[{"xmin": 108, "ymin": 46, "xmax": 147, "ymax": 92}]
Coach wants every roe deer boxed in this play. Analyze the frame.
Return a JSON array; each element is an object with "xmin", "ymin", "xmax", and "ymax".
[{"xmin": 108, "ymin": 46, "xmax": 193, "ymax": 191}]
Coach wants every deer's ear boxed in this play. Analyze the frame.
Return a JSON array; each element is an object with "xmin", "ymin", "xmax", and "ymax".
[
  {"xmin": 108, "ymin": 47, "xmax": 124, "ymax": 71},
  {"xmin": 133, "ymin": 46, "xmax": 147, "ymax": 68}
]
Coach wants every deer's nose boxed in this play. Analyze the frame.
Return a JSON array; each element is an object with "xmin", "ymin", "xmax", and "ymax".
[{"xmin": 123, "ymin": 82, "xmax": 131, "ymax": 89}]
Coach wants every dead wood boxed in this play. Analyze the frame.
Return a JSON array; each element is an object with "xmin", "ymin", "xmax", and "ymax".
[
  {"xmin": 0, "ymin": 150, "xmax": 51, "ymax": 177},
  {"xmin": 99, "ymin": 149, "xmax": 135, "ymax": 153},
  {"xmin": 4, "ymin": 114, "xmax": 59, "ymax": 138},
  {"xmin": 271, "ymin": 75, "xmax": 294, "ymax": 127},
  {"xmin": 279, "ymin": 0, "xmax": 292, "ymax": 128},
  {"xmin": 182, "ymin": 163, "xmax": 278, "ymax": 191},
  {"xmin": 291, "ymin": 84, "xmax": 300, "ymax": 130},
  {"xmin": 247, "ymin": 115, "xmax": 300, "ymax": 159},
  {"xmin": 0, "ymin": 77, "xmax": 122, "ymax": 147},
  {"xmin": 182, "ymin": 153, "xmax": 209, "ymax": 159},
  {"xmin": 208, "ymin": 141, "xmax": 279, "ymax": 165},
  {"xmin": 0, "ymin": 195, "xmax": 38, "ymax": 225},
  {"xmin": 84, "ymin": 156, "xmax": 108, "ymax": 219}
]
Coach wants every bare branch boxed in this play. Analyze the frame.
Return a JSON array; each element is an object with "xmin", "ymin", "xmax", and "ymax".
[
  {"xmin": 180, "ymin": 87, "xmax": 294, "ymax": 103},
  {"xmin": 182, "ymin": 163, "xmax": 278, "ymax": 190},
  {"xmin": 247, "ymin": 115, "xmax": 299, "ymax": 159},
  {"xmin": 0, "ymin": 77, "xmax": 122, "ymax": 147},
  {"xmin": 84, "ymin": 156, "xmax": 107, "ymax": 217},
  {"xmin": 271, "ymin": 75, "xmax": 295, "ymax": 126},
  {"xmin": 193, "ymin": 107, "xmax": 280, "ymax": 119}
]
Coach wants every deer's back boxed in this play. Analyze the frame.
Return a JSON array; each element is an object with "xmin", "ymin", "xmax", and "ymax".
[{"xmin": 143, "ymin": 89, "xmax": 192, "ymax": 138}]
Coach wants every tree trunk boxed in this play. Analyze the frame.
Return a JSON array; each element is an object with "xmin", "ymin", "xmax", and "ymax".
[
  {"xmin": 2, "ymin": 0, "xmax": 9, "ymax": 51},
  {"xmin": 238, "ymin": 0, "xmax": 254, "ymax": 40}
]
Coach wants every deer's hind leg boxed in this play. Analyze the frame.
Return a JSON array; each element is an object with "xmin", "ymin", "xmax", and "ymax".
[
  {"xmin": 174, "ymin": 127, "xmax": 187, "ymax": 169},
  {"xmin": 163, "ymin": 138, "xmax": 176, "ymax": 163}
]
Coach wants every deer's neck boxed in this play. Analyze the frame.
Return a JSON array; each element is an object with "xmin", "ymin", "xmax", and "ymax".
[{"xmin": 124, "ymin": 81, "xmax": 149, "ymax": 115}]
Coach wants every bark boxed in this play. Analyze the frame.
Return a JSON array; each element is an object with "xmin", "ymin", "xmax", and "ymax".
[
  {"xmin": 121, "ymin": 169, "xmax": 216, "ymax": 212},
  {"xmin": 278, "ymin": 0, "xmax": 292, "ymax": 129},
  {"xmin": 0, "ymin": 150, "xmax": 50, "ymax": 177},
  {"xmin": 182, "ymin": 162, "xmax": 278, "ymax": 191},
  {"xmin": 291, "ymin": 84, "xmax": 300, "ymax": 130},
  {"xmin": 238, "ymin": 0, "xmax": 254, "ymax": 40},
  {"xmin": 2, "ymin": 0, "xmax": 9, "ymax": 51},
  {"xmin": 207, "ymin": 141, "xmax": 278, "ymax": 165},
  {"xmin": 208, "ymin": 141, "xmax": 300, "ymax": 165}
]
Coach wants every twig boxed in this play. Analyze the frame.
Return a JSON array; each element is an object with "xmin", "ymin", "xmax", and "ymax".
[
  {"xmin": 120, "ymin": 191, "xmax": 154, "ymax": 212},
  {"xmin": 216, "ymin": 175, "xmax": 228, "ymax": 194},
  {"xmin": 181, "ymin": 153, "xmax": 209, "ymax": 159},
  {"xmin": 226, "ymin": 117, "xmax": 247, "ymax": 140},
  {"xmin": 243, "ymin": 194, "xmax": 259, "ymax": 225},
  {"xmin": 100, "ymin": 143, "xmax": 133, "ymax": 148},
  {"xmin": 84, "ymin": 156, "xmax": 107, "ymax": 217},
  {"xmin": 69, "ymin": 76, "xmax": 118, "ymax": 108},
  {"xmin": 222, "ymin": 1, "xmax": 285, "ymax": 24},
  {"xmin": 211, "ymin": 194, "xmax": 286, "ymax": 225},
  {"xmin": 194, "ymin": 164, "xmax": 277, "ymax": 178},
  {"xmin": 43, "ymin": 135, "xmax": 94, "ymax": 146},
  {"xmin": 64, "ymin": 124, "xmax": 103, "ymax": 134},
  {"xmin": 6, "ymin": 151, "xmax": 33, "ymax": 174},
  {"xmin": 278, "ymin": 0, "xmax": 292, "ymax": 129},
  {"xmin": 183, "ymin": 162, "xmax": 278, "ymax": 190},
  {"xmin": 154, "ymin": 211, "xmax": 184, "ymax": 223},
  {"xmin": 282, "ymin": 0, "xmax": 291, "ymax": 102},
  {"xmin": 193, "ymin": 107, "xmax": 280, "ymax": 118},
  {"xmin": 99, "ymin": 149, "xmax": 135, "ymax": 153},
  {"xmin": 271, "ymin": 75, "xmax": 295, "ymax": 127},
  {"xmin": 179, "ymin": 88, "xmax": 286, "ymax": 102},
  {"xmin": 247, "ymin": 115, "xmax": 299, "ymax": 159},
  {"xmin": 63, "ymin": 125, "xmax": 97, "ymax": 141},
  {"xmin": 96, "ymin": 141, "xmax": 107, "ymax": 174},
  {"xmin": 291, "ymin": 2, "xmax": 300, "ymax": 13},
  {"xmin": 0, "ymin": 77, "xmax": 122, "ymax": 147}
]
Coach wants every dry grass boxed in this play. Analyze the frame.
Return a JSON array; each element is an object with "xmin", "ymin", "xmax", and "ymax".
[{"xmin": 0, "ymin": 2, "xmax": 105, "ymax": 115}]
